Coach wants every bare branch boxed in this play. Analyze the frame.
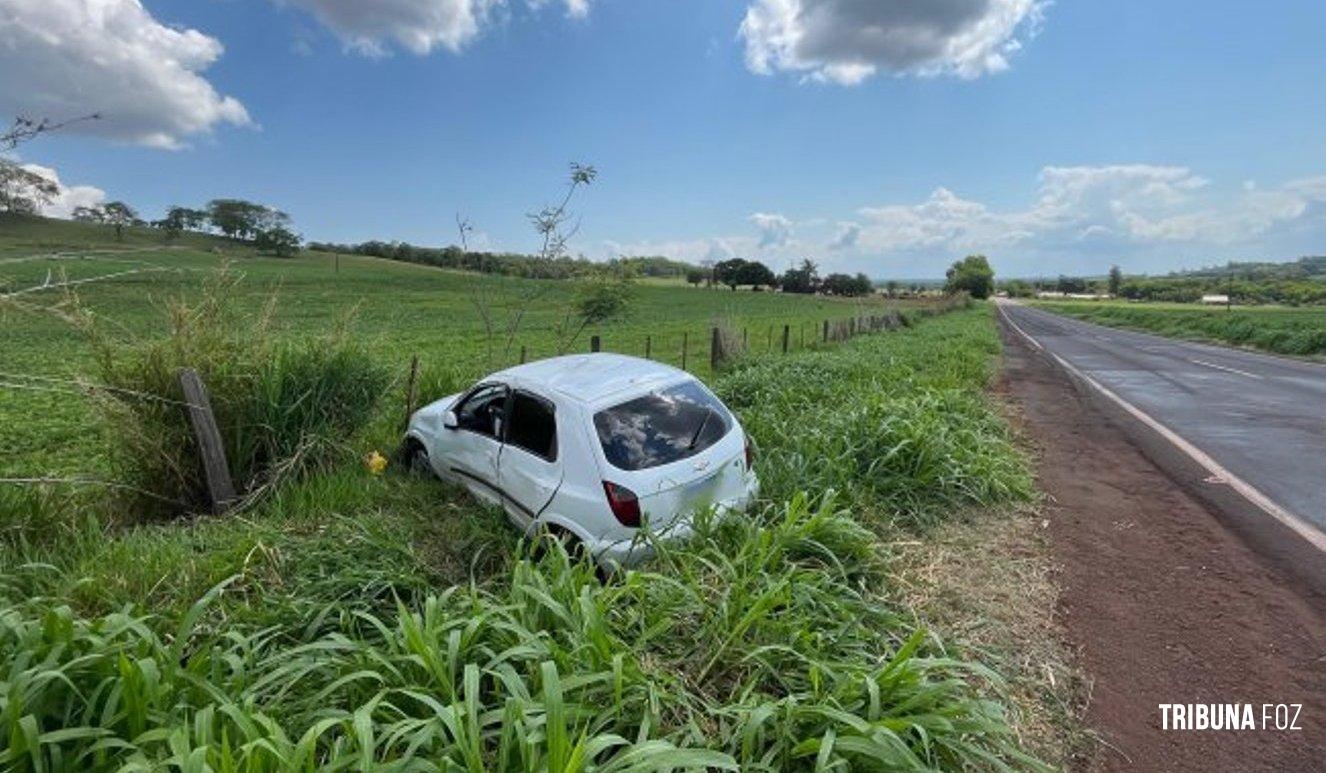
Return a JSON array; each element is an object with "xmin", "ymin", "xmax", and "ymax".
[{"xmin": 1, "ymin": 113, "xmax": 101, "ymax": 151}]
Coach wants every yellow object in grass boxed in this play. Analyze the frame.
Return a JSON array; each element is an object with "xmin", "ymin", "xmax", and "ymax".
[{"xmin": 365, "ymin": 450, "xmax": 388, "ymax": 475}]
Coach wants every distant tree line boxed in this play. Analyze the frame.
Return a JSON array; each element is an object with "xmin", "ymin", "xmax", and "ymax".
[
  {"xmin": 1004, "ymin": 256, "xmax": 1326, "ymax": 305},
  {"xmin": 69, "ymin": 198, "xmax": 303, "ymax": 256}
]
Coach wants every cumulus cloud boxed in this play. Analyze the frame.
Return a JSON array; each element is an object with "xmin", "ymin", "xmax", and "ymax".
[
  {"xmin": 0, "ymin": 0, "xmax": 251, "ymax": 148},
  {"xmin": 739, "ymin": 0, "xmax": 1046, "ymax": 84},
  {"xmin": 749, "ymin": 212, "xmax": 793, "ymax": 248},
  {"xmin": 284, "ymin": 0, "xmax": 592, "ymax": 55},
  {"xmin": 847, "ymin": 165, "xmax": 1326, "ymax": 254},
  {"xmin": 828, "ymin": 221, "xmax": 859, "ymax": 250},
  {"xmin": 19, "ymin": 163, "xmax": 107, "ymax": 218}
]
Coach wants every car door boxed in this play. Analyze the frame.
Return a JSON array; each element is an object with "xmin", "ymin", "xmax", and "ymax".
[
  {"xmin": 446, "ymin": 382, "xmax": 508, "ymax": 505},
  {"xmin": 497, "ymin": 389, "xmax": 564, "ymax": 530}
]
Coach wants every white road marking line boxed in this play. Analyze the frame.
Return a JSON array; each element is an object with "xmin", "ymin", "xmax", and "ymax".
[
  {"xmin": 1188, "ymin": 358, "xmax": 1263, "ymax": 380},
  {"xmin": 998, "ymin": 304, "xmax": 1326, "ymax": 556}
]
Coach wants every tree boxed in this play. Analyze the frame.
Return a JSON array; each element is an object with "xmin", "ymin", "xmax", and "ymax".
[
  {"xmin": 685, "ymin": 268, "xmax": 706, "ymax": 287},
  {"xmin": 819, "ymin": 272, "xmax": 871, "ymax": 297},
  {"xmin": 713, "ymin": 258, "xmax": 748, "ymax": 291},
  {"xmin": 0, "ymin": 163, "xmax": 58, "ymax": 214},
  {"xmin": 207, "ymin": 199, "xmax": 287, "ymax": 240},
  {"xmin": 102, "ymin": 201, "xmax": 138, "ymax": 240},
  {"xmin": 885, "ymin": 280, "xmax": 900, "ymax": 298},
  {"xmin": 1056, "ymin": 275, "xmax": 1087, "ymax": 294},
  {"xmin": 0, "ymin": 114, "xmax": 98, "ymax": 215},
  {"xmin": 736, "ymin": 260, "xmax": 776, "ymax": 290},
  {"xmin": 163, "ymin": 205, "xmax": 207, "ymax": 232},
  {"xmin": 1108, "ymin": 265, "xmax": 1123, "ymax": 296},
  {"xmin": 255, "ymin": 225, "xmax": 302, "ymax": 257},
  {"xmin": 944, "ymin": 255, "xmax": 995, "ymax": 299},
  {"xmin": 779, "ymin": 259, "xmax": 819, "ymax": 294},
  {"xmin": 72, "ymin": 205, "xmax": 106, "ymax": 223},
  {"xmin": 1002, "ymin": 279, "xmax": 1035, "ymax": 298}
]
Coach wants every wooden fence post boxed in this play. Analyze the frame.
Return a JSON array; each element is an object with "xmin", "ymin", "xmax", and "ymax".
[
  {"xmin": 590, "ymin": 335, "xmax": 601, "ymax": 352},
  {"xmin": 404, "ymin": 355, "xmax": 419, "ymax": 428},
  {"xmin": 822, "ymin": 319, "xmax": 829, "ymax": 343},
  {"xmin": 742, "ymin": 328, "xmax": 748, "ymax": 351},
  {"xmin": 681, "ymin": 332, "xmax": 689, "ymax": 371},
  {"xmin": 711, "ymin": 327, "xmax": 721, "ymax": 370},
  {"xmin": 644, "ymin": 335, "xmax": 652, "ymax": 360},
  {"xmin": 179, "ymin": 368, "xmax": 237, "ymax": 514},
  {"xmin": 519, "ymin": 346, "xmax": 527, "ymax": 364},
  {"xmin": 781, "ymin": 324, "xmax": 789, "ymax": 354}
]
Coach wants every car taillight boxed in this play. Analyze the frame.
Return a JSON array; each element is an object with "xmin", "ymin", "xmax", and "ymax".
[
  {"xmin": 744, "ymin": 435, "xmax": 755, "ymax": 470},
  {"xmin": 602, "ymin": 481, "xmax": 642, "ymax": 528}
]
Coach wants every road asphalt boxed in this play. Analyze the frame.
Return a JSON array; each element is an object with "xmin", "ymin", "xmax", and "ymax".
[{"xmin": 998, "ymin": 302, "xmax": 1326, "ymax": 538}]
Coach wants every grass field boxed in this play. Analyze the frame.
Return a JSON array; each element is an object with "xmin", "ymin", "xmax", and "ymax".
[
  {"xmin": 1032, "ymin": 299, "xmax": 1326, "ymax": 357},
  {"xmin": 1, "ymin": 214, "xmax": 904, "ymax": 478},
  {"xmin": 1, "ymin": 216, "xmax": 1080, "ymax": 769}
]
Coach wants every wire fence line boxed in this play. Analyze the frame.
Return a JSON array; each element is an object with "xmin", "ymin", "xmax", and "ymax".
[{"xmin": 0, "ymin": 371, "xmax": 203, "ymax": 408}]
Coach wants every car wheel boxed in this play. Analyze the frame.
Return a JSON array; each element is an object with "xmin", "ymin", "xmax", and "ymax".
[{"xmin": 403, "ymin": 440, "xmax": 431, "ymax": 476}]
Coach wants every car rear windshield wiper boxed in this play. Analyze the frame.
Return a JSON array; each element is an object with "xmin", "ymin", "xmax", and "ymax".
[{"xmin": 687, "ymin": 407, "xmax": 714, "ymax": 450}]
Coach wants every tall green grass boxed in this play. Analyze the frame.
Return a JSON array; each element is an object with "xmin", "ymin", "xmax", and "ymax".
[
  {"xmin": 79, "ymin": 269, "xmax": 390, "ymax": 518},
  {"xmin": 1, "ymin": 301, "xmax": 1044, "ymax": 770},
  {"xmin": 2, "ymin": 495, "xmax": 1037, "ymax": 771},
  {"xmin": 719, "ymin": 306, "xmax": 1033, "ymax": 528}
]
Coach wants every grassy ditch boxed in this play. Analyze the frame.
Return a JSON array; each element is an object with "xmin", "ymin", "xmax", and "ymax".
[
  {"xmin": 1034, "ymin": 300, "xmax": 1326, "ymax": 357},
  {"xmin": 1, "ymin": 298, "xmax": 1063, "ymax": 770}
]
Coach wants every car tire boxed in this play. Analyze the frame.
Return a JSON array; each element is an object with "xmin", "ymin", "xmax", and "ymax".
[{"xmin": 402, "ymin": 440, "xmax": 431, "ymax": 476}]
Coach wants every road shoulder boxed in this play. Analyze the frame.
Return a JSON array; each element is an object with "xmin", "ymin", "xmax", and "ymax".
[{"xmin": 998, "ymin": 321, "xmax": 1326, "ymax": 771}]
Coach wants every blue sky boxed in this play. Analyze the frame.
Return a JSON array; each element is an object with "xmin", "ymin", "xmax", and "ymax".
[{"xmin": 5, "ymin": 0, "xmax": 1326, "ymax": 278}]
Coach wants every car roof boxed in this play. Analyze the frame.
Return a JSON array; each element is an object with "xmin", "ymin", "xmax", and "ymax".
[{"xmin": 492, "ymin": 353, "xmax": 690, "ymax": 404}]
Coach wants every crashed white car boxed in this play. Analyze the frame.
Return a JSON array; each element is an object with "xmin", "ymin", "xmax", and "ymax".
[{"xmin": 403, "ymin": 353, "xmax": 758, "ymax": 566}]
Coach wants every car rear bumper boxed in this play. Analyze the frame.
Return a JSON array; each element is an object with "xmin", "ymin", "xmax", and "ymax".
[{"xmin": 592, "ymin": 479, "xmax": 757, "ymax": 568}]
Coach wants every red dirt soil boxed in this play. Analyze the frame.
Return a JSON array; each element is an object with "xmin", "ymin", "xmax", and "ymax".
[{"xmin": 998, "ymin": 324, "xmax": 1326, "ymax": 771}]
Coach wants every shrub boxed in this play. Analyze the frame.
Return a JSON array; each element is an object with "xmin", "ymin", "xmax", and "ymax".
[{"xmin": 80, "ymin": 270, "xmax": 389, "ymax": 519}]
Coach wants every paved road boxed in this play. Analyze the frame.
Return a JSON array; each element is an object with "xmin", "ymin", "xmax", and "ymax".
[{"xmin": 998, "ymin": 302, "xmax": 1326, "ymax": 536}]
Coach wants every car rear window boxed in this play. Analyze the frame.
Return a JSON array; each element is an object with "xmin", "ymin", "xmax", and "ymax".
[{"xmin": 593, "ymin": 381, "xmax": 731, "ymax": 471}]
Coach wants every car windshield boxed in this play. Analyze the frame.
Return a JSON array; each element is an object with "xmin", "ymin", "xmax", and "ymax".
[{"xmin": 593, "ymin": 380, "xmax": 731, "ymax": 471}]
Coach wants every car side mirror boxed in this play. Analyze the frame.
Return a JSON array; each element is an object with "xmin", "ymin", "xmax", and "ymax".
[{"xmin": 443, "ymin": 410, "xmax": 458, "ymax": 430}]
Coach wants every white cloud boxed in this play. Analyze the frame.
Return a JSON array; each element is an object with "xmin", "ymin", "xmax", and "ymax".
[
  {"xmin": 283, "ymin": 0, "xmax": 592, "ymax": 55},
  {"xmin": 20, "ymin": 163, "xmax": 106, "ymax": 218},
  {"xmin": 600, "ymin": 165, "xmax": 1326, "ymax": 276},
  {"xmin": 749, "ymin": 212, "xmax": 793, "ymax": 248},
  {"xmin": 0, "ymin": 0, "xmax": 251, "ymax": 148},
  {"xmin": 739, "ymin": 0, "xmax": 1046, "ymax": 85},
  {"xmin": 848, "ymin": 165, "xmax": 1326, "ymax": 255},
  {"xmin": 828, "ymin": 221, "xmax": 859, "ymax": 250}
]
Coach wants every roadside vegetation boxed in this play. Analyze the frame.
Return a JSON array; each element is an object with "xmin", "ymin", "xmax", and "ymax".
[
  {"xmin": 1033, "ymin": 300, "xmax": 1326, "ymax": 357},
  {"xmin": 1, "ymin": 217, "xmax": 1080, "ymax": 769}
]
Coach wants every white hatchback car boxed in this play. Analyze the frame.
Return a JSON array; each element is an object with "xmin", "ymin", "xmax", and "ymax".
[{"xmin": 402, "ymin": 353, "xmax": 759, "ymax": 566}]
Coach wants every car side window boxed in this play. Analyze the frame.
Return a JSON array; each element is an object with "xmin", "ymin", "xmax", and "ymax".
[
  {"xmin": 455, "ymin": 383, "xmax": 507, "ymax": 438},
  {"xmin": 505, "ymin": 391, "xmax": 557, "ymax": 462}
]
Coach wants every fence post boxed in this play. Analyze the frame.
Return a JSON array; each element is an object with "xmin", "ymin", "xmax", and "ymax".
[
  {"xmin": 823, "ymin": 319, "xmax": 829, "ymax": 342},
  {"xmin": 519, "ymin": 346, "xmax": 527, "ymax": 364},
  {"xmin": 800, "ymin": 323, "xmax": 805, "ymax": 349},
  {"xmin": 178, "ymin": 368, "xmax": 237, "ymax": 515},
  {"xmin": 681, "ymin": 332, "xmax": 689, "ymax": 371},
  {"xmin": 742, "ymin": 328, "xmax": 748, "ymax": 351},
  {"xmin": 404, "ymin": 355, "xmax": 419, "ymax": 429},
  {"xmin": 644, "ymin": 335, "xmax": 652, "ymax": 360},
  {"xmin": 781, "ymin": 324, "xmax": 789, "ymax": 354},
  {"xmin": 711, "ymin": 327, "xmax": 722, "ymax": 370},
  {"xmin": 590, "ymin": 335, "xmax": 601, "ymax": 353}
]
